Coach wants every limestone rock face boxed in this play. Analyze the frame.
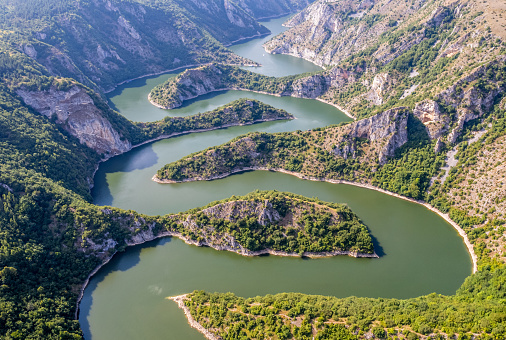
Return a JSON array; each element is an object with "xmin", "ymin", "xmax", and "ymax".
[
  {"xmin": 352, "ymin": 108, "xmax": 408, "ymax": 164},
  {"xmin": 153, "ymin": 64, "xmax": 354, "ymax": 110},
  {"xmin": 16, "ymin": 86, "xmax": 131, "ymax": 157},
  {"xmin": 413, "ymin": 99, "xmax": 449, "ymax": 139},
  {"xmin": 437, "ymin": 58, "xmax": 505, "ymax": 143},
  {"xmin": 331, "ymin": 107, "xmax": 409, "ymax": 164},
  {"xmin": 224, "ymin": 0, "xmax": 248, "ymax": 28},
  {"xmin": 366, "ymin": 73, "xmax": 390, "ymax": 105},
  {"xmin": 22, "ymin": 0, "xmax": 260, "ymax": 92},
  {"xmin": 23, "ymin": 44, "xmax": 37, "ymax": 58},
  {"xmin": 263, "ymin": 0, "xmax": 383, "ymax": 66},
  {"xmin": 201, "ymin": 200, "xmax": 281, "ymax": 226},
  {"xmin": 231, "ymin": 0, "xmax": 313, "ymax": 19}
]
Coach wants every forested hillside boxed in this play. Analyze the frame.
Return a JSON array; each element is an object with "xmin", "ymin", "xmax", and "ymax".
[
  {"xmin": 0, "ymin": 0, "xmax": 505, "ymax": 339},
  {"xmin": 155, "ymin": 1, "xmax": 506, "ymax": 338},
  {"xmin": 0, "ymin": 2, "xmax": 310, "ymax": 337}
]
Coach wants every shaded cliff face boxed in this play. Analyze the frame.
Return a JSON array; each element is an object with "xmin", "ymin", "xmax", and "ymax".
[
  {"xmin": 343, "ymin": 107, "xmax": 408, "ymax": 164},
  {"xmin": 16, "ymin": 85, "xmax": 131, "ymax": 157},
  {"xmin": 263, "ymin": 0, "xmax": 390, "ymax": 67}
]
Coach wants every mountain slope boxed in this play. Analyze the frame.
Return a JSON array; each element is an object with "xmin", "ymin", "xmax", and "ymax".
[{"xmin": 0, "ymin": 0, "xmax": 264, "ymax": 92}]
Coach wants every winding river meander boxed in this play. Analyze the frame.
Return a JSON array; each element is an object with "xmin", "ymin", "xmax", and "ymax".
[{"xmin": 80, "ymin": 16, "xmax": 472, "ymax": 340}]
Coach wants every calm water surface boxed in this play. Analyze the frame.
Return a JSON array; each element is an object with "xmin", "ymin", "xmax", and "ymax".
[{"xmin": 82, "ymin": 15, "xmax": 472, "ymax": 340}]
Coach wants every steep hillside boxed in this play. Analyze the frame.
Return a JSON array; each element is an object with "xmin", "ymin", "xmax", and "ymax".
[
  {"xmin": 149, "ymin": 63, "xmax": 333, "ymax": 109},
  {"xmin": 265, "ymin": 0, "xmax": 506, "ymax": 66},
  {"xmin": 0, "ymin": 0, "xmax": 264, "ymax": 92},
  {"xmin": 260, "ymin": 0, "xmax": 506, "ymax": 120},
  {"xmin": 155, "ymin": 107, "xmax": 411, "ymax": 185}
]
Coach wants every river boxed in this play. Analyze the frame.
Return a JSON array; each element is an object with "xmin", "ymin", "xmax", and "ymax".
[{"xmin": 81, "ymin": 15, "xmax": 472, "ymax": 340}]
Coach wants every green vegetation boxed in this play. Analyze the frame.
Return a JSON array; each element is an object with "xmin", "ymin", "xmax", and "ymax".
[
  {"xmin": 149, "ymin": 63, "xmax": 326, "ymax": 109},
  {"xmin": 0, "ymin": 0, "xmax": 258, "ymax": 92},
  {"xmin": 0, "ymin": 0, "xmax": 505, "ymax": 338},
  {"xmin": 182, "ymin": 264, "xmax": 506, "ymax": 339},
  {"xmin": 169, "ymin": 190, "xmax": 374, "ymax": 255},
  {"xmin": 372, "ymin": 114, "xmax": 446, "ymax": 200},
  {"xmin": 140, "ymin": 98, "xmax": 293, "ymax": 140}
]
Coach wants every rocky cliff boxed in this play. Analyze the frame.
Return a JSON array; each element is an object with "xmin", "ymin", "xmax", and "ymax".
[
  {"xmin": 333, "ymin": 107, "xmax": 409, "ymax": 164},
  {"xmin": 263, "ymin": 0, "xmax": 385, "ymax": 66},
  {"xmin": 149, "ymin": 63, "xmax": 348, "ymax": 110},
  {"xmin": 16, "ymin": 85, "xmax": 131, "ymax": 157},
  {"xmin": 231, "ymin": 0, "xmax": 314, "ymax": 19}
]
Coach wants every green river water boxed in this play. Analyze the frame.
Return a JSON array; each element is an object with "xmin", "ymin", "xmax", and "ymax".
[{"xmin": 81, "ymin": 16, "xmax": 472, "ymax": 340}]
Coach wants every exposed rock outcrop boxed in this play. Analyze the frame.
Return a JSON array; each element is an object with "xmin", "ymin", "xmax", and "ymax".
[
  {"xmin": 231, "ymin": 0, "xmax": 313, "ymax": 19},
  {"xmin": 149, "ymin": 63, "xmax": 353, "ymax": 111},
  {"xmin": 21, "ymin": 0, "xmax": 261, "ymax": 92},
  {"xmin": 17, "ymin": 85, "xmax": 131, "ymax": 157},
  {"xmin": 201, "ymin": 199, "xmax": 281, "ymax": 226},
  {"xmin": 437, "ymin": 58, "xmax": 505, "ymax": 144},
  {"xmin": 263, "ymin": 0, "xmax": 395, "ymax": 66},
  {"xmin": 366, "ymin": 73, "xmax": 390, "ymax": 105},
  {"xmin": 413, "ymin": 99, "xmax": 449, "ymax": 140},
  {"xmin": 333, "ymin": 107, "xmax": 409, "ymax": 164},
  {"xmin": 0, "ymin": 183, "xmax": 13, "ymax": 192}
]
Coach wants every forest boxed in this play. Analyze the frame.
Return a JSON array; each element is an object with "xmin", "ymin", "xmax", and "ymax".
[
  {"xmin": 0, "ymin": 0, "xmax": 505, "ymax": 338},
  {"xmin": 168, "ymin": 190, "xmax": 375, "ymax": 255},
  {"xmin": 182, "ymin": 263, "xmax": 506, "ymax": 340}
]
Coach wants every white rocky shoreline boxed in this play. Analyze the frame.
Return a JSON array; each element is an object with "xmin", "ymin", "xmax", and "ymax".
[
  {"xmin": 74, "ymin": 223, "xmax": 377, "ymax": 319},
  {"xmin": 168, "ymin": 294, "xmax": 221, "ymax": 340},
  {"xmin": 153, "ymin": 166, "xmax": 478, "ymax": 274},
  {"xmin": 148, "ymin": 86, "xmax": 356, "ymax": 120}
]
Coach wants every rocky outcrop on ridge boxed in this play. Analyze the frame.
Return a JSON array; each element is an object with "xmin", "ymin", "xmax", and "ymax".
[
  {"xmin": 155, "ymin": 106, "xmax": 409, "ymax": 184},
  {"xmin": 149, "ymin": 63, "xmax": 352, "ymax": 110},
  {"xmin": 15, "ymin": 0, "xmax": 261, "ymax": 92},
  {"xmin": 232, "ymin": 0, "xmax": 314, "ymax": 19}
]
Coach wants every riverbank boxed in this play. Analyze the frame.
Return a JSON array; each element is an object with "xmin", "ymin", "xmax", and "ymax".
[
  {"xmin": 104, "ymin": 61, "xmax": 260, "ymax": 94},
  {"xmin": 88, "ymin": 110, "xmax": 293, "ymax": 192},
  {"xmin": 153, "ymin": 166, "xmax": 478, "ymax": 274},
  {"xmin": 74, "ymin": 219, "xmax": 376, "ymax": 319},
  {"xmin": 148, "ymin": 86, "xmax": 356, "ymax": 120},
  {"xmin": 168, "ymin": 294, "xmax": 221, "ymax": 340}
]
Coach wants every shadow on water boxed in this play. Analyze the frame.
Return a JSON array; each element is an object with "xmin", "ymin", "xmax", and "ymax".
[
  {"xmin": 79, "ymin": 237, "xmax": 173, "ymax": 338},
  {"xmin": 370, "ymin": 232, "xmax": 385, "ymax": 257},
  {"xmin": 109, "ymin": 143, "xmax": 159, "ymax": 172},
  {"xmin": 91, "ymin": 143, "xmax": 158, "ymax": 206},
  {"xmin": 91, "ymin": 168, "xmax": 113, "ymax": 206}
]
